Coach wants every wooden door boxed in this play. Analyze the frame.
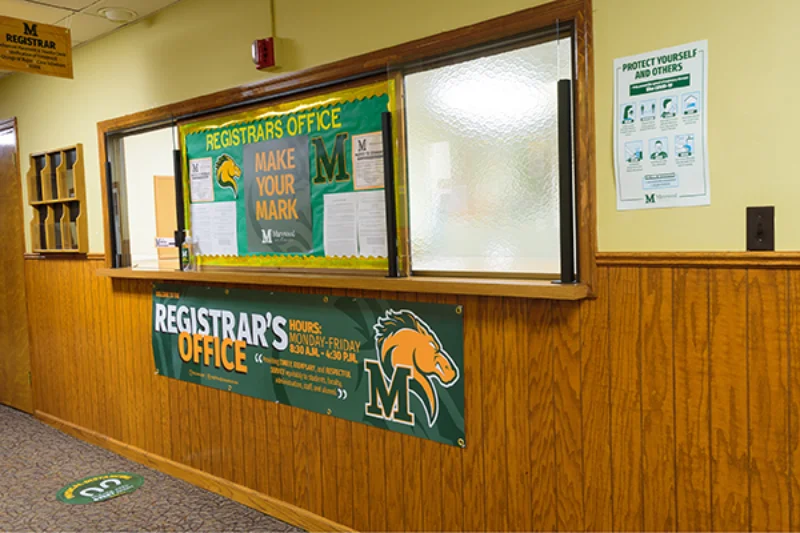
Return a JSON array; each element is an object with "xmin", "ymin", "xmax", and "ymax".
[
  {"xmin": 0, "ymin": 119, "xmax": 32, "ymax": 413},
  {"xmin": 153, "ymin": 175, "xmax": 178, "ymax": 262}
]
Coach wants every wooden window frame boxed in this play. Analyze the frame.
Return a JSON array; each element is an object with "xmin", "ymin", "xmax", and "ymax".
[{"xmin": 97, "ymin": 0, "xmax": 597, "ymax": 299}]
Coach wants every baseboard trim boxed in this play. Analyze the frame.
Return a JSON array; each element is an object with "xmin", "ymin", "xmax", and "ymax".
[
  {"xmin": 35, "ymin": 411, "xmax": 353, "ymax": 533},
  {"xmin": 597, "ymin": 251, "xmax": 800, "ymax": 268}
]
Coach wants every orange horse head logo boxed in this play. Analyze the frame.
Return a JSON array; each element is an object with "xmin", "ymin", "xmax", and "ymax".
[{"xmin": 373, "ymin": 309, "xmax": 459, "ymax": 427}]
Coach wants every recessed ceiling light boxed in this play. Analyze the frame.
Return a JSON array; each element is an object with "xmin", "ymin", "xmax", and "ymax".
[{"xmin": 98, "ymin": 7, "xmax": 138, "ymax": 23}]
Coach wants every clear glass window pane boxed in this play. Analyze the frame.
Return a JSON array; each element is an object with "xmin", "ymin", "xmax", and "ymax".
[{"xmin": 405, "ymin": 37, "xmax": 572, "ymax": 275}]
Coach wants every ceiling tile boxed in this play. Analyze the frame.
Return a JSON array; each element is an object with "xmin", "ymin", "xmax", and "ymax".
[
  {"xmin": 0, "ymin": 0, "xmax": 71, "ymax": 24},
  {"xmin": 85, "ymin": 0, "xmax": 179, "ymax": 20},
  {"xmin": 47, "ymin": 0, "xmax": 100, "ymax": 10},
  {"xmin": 58, "ymin": 12, "xmax": 118, "ymax": 44},
  {"xmin": 0, "ymin": 0, "xmax": 182, "ymax": 62}
]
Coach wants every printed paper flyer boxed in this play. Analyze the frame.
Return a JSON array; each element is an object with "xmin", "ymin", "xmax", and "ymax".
[{"xmin": 614, "ymin": 40, "xmax": 709, "ymax": 210}]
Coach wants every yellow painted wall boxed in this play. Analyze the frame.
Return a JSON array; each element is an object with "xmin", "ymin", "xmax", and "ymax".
[
  {"xmin": 0, "ymin": 0, "xmax": 544, "ymax": 253},
  {"xmin": 594, "ymin": 0, "xmax": 800, "ymax": 251},
  {"xmin": 2, "ymin": 0, "xmax": 796, "ymax": 253}
]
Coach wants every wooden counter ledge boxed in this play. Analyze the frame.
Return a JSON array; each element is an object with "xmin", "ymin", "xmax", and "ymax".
[{"xmin": 97, "ymin": 266, "xmax": 591, "ymax": 300}]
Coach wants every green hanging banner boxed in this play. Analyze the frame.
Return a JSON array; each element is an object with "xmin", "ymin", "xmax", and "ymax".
[
  {"xmin": 151, "ymin": 283, "xmax": 465, "ymax": 447},
  {"xmin": 56, "ymin": 473, "xmax": 144, "ymax": 505}
]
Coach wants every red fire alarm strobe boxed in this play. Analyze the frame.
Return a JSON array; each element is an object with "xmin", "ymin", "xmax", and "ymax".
[{"xmin": 252, "ymin": 37, "xmax": 276, "ymax": 70}]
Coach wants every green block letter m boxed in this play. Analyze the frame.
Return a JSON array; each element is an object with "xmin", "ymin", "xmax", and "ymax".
[
  {"xmin": 364, "ymin": 360, "xmax": 415, "ymax": 426},
  {"xmin": 312, "ymin": 132, "xmax": 350, "ymax": 184},
  {"xmin": 645, "ymin": 193, "xmax": 656, "ymax": 204}
]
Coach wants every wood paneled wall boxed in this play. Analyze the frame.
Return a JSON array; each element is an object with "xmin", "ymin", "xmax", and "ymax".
[{"xmin": 23, "ymin": 258, "xmax": 800, "ymax": 531}]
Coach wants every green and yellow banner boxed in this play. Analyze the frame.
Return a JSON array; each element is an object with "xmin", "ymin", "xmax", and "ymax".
[
  {"xmin": 181, "ymin": 81, "xmax": 394, "ymax": 270},
  {"xmin": 152, "ymin": 284, "xmax": 465, "ymax": 447}
]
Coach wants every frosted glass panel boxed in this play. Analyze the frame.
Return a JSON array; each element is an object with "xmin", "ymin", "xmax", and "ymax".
[{"xmin": 406, "ymin": 38, "xmax": 571, "ymax": 274}]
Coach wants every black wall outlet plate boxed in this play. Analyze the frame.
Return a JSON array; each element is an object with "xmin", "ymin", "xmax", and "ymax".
[{"xmin": 746, "ymin": 206, "xmax": 775, "ymax": 251}]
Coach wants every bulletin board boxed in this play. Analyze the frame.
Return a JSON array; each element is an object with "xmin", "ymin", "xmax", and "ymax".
[{"xmin": 179, "ymin": 80, "xmax": 394, "ymax": 270}]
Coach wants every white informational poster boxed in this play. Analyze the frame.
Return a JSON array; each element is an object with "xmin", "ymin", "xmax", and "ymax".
[
  {"xmin": 614, "ymin": 40, "xmax": 709, "ymax": 210},
  {"xmin": 355, "ymin": 190, "xmax": 388, "ymax": 257},
  {"xmin": 323, "ymin": 191, "xmax": 388, "ymax": 258},
  {"xmin": 351, "ymin": 132, "xmax": 384, "ymax": 190},
  {"xmin": 189, "ymin": 157, "xmax": 214, "ymax": 202},
  {"xmin": 190, "ymin": 202, "xmax": 237, "ymax": 256},
  {"xmin": 323, "ymin": 193, "xmax": 358, "ymax": 257}
]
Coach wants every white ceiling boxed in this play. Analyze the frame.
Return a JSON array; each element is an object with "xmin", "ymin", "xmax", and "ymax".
[{"xmin": 0, "ymin": 0, "xmax": 181, "ymax": 77}]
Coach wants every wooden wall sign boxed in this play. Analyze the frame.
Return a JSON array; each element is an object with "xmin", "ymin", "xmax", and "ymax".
[{"xmin": 0, "ymin": 15, "xmax": 73, "ymax": 79}]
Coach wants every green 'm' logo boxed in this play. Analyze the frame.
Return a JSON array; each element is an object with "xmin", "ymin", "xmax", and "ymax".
[
  {"xmin": 366, "ymin": 309, "xmax": 460, "ymax": 428},
  {"xmin": 311, "ymin": 132, "xmax": 350, "ymax": 184},
  {"xmin": 364, "ymin": 359, "xmax": 414, "ymax": 425},
  {"xmin": 57, "ymin": 473, "xmax": 144, "ymax": 505},
  {"xmin": 645, "ymin": 194, "xmax": 656, "ymax": 204}
]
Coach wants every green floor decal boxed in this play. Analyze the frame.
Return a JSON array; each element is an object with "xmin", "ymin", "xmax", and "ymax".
[{"xmin": 57, "ymin": 473, "xmax": 144, "ymax": 504}]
